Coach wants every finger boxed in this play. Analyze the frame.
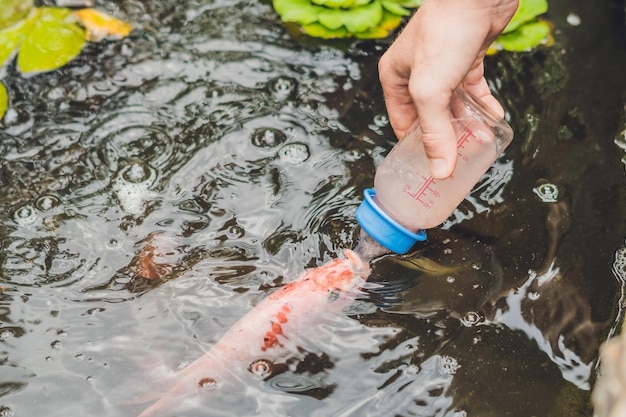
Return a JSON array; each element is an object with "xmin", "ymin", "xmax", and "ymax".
[
  {"xmin": 383, "ymin": 93, "xmax": 418, "ymax": 140},
  {"xmin": 463, "ymin": 64, "xmax": 505, "ymax": 117},
  {"xmin": 411, "ymin": 87, "xmax": 457, "ymax": 179},
  {"xmin": 378, "ymin": 52, "xmax": 418, "ymax": 139}
]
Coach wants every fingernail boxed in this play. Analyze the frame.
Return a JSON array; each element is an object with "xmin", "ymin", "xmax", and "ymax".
[{"xmin": 429, "ymin": 158, "xmax": 449, "ymax": 179}]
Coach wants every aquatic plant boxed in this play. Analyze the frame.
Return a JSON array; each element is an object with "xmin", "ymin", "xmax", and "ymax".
[
  {"xmin": 0, "ymin": 4, "xmax": 131, "ymax": 120},
  {"xmin": 0, "ymin": 81, "xmax": 6, "ymax": 118},
  {"xmin": 273, "ymin": 0, "xmax": 552, "ymax": 52},
  {"xmin": 273, "ymin": 0, "xmax": 422, "ymax": 39},
  {"xmin": 489, "ymin": 0, "xmax": 552, "ymax": 53}
]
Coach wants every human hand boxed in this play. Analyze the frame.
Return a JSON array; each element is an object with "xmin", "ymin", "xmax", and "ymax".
[{"xmin": 378, "ymin": 0, "xmax": 519, "ymax": 179}]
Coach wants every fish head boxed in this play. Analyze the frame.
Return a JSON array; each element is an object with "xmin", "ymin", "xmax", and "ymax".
[{"xmin": 311, "ymin": 249, "xmax": 370, "ymax": 294}]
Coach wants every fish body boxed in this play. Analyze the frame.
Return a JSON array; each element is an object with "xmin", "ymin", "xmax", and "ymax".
[{"xmin": 137, "ymin": 249, "xmax": 370, "ymax": 417}]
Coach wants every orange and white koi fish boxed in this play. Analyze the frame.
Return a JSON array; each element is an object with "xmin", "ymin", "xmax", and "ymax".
[{"xmin": 136, "ymin": 249, "xmax": 370, "ymax": 417}]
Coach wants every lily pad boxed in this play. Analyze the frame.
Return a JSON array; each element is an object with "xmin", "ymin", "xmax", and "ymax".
[
  {"xmin": 399, "ymin": 0, "xmax": 421, "ymax": 7},
  {"xmin": 302, "ymin": 21, "xmax": 349, "ymax": 38},
  {"xmin": 493, "ymin": 19, "xmax": 551, "ymax": 52},
  {"xmin": 380, "ymin": 0, "xmax": 412, "ymax": 16},
  {"xmin": 355, "ymin": 11, "xmax": 402, "ymax": 38},
  {"xmin": 504, "ymin": 0, "xmax": 548, "ymax": 33},
  {"xmin": 17, "ymin": 7, "xmax": 86, "ymax": 74},
  {"xmin": 274, "ymin": 0, "xmax": 322, "ymax": 25},
  {"xmin": 311, "ymin": 0, "xmax": 358, "ymax": 9},
  {"xmin": 0, "ymin": 16, "xmax": 27, "ymax": 67},
  {"xmin": 274, "ymin": 0, "xmax": 404, "ymax": 39},
  {"xmin": 342, "ymin": 1, "xmax": 383, "ymax": 33},
  {"xmin": 318, "ymin": 8, "xmax": 351, "ymax": 30},
  {"xmin": 0, "ymin": 0, "xmax": 33, "ymax": 31},
  {"xmin": 0, "ymin": 81, "xmax": 7, "ymax": 120}
]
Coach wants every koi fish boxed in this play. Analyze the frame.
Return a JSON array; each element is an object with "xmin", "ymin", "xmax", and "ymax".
[
  {"xmin": 136, "ymin": 249, "xmax": 370, "ymax": 417},
  {"xmin": 132, "ymin": 233, "xmax": 179, "ymax": 281}
]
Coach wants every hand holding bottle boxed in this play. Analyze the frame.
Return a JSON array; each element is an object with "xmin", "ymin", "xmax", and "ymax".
[
  {"xmin": 378, "ymin": 0, "xmax": 519, "ymax": 179},
  {"xmin": 356, "ymin": 88, "xmax": 514, "ymax": 254}
]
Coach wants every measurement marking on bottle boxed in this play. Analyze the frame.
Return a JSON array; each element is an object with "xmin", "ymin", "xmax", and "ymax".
[
  {"xmin": 403, "ymin": 127, "xmax": 475, "ymax": 208},
  {"xmin": 404, "ymin": 175, "xmax": 440, "ymax": 208},
  {"xmin": 457, "ymin": 126, "xmax": 474, "ymax": 162}
]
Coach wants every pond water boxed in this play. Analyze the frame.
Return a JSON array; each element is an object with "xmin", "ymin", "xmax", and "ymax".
[{"xmin": 1, "ymin": 0, "xmax": 625, "ymax": 416}]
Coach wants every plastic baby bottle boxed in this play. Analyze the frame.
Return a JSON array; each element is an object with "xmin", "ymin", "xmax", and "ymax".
[{"xmin": 355, "ymin": 88, "xmax": 514, "ymax": 254}]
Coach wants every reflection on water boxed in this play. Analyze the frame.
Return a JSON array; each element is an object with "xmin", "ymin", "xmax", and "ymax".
[{"xmin": 0, "ymin": 0, "xmax": 625, "ymax": 416}]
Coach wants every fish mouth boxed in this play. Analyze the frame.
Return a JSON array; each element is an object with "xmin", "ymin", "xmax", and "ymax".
[{"xmin": 343, "ymin": 249, "xmax": 371, "ymax": 279}]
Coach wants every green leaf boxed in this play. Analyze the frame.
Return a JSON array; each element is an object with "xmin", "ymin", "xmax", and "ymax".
[
  {"xmin": 381, "ymin": 1, "xmax": 411, "ymax": 16},
  {"xmin": 17, "ymin": 7, "xmax": 86, "ymax": 73},
  {"xmin": 495, "ymin": 19, "xmax": 551, "ymax": 52},
  {"xmin": 318, "ymin": 9, "xmax": 349, "ymax": 30},
  {"xmin": 342, "ymin": 1, "xmax": 383, "ymax": 33},
  {"xmin": 398, "ymin": 0, "xmax": 421, "ymax": 7},
  {"xmin": 273, "ymin": 0, "xmax": 321, "ymax": 24},
  {"xmin": 0, "ymin": 81, "xmax": 7, "ymax": 121},
  {"xmin": 311, "ymin": 0, "xmax": 356, "ymax": 9},
  {"xmin": 355, "ymin": 10, "xmax": 402, "ymax": 38},
  {"xmin": 302, "ymin": 22, "xmax": 349, "ymax": 38},
  {"xmin": 0, "ymin": 0, "xmax": 33, "ymax": 31},
  {"xmin": 0, "ymin": 16, "xmax": 28, "ymax": 67},
  {"xmin": 504, "ymin": 0, "xmax": 548, "ymax": 33}
]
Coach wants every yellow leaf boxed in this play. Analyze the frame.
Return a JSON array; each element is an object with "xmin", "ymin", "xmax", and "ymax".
[
  {"xmin": 73, "ymin": 9, "xmax": 131, "ymax": 42},
  {"xmin": 0, "ymin": 81, "xmax": 7, "ymax": 121}
]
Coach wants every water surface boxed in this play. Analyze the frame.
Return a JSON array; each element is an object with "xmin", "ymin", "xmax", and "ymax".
[{"xmin": 0, "ymin": 0, "xmax": 625, "ymax": 416}]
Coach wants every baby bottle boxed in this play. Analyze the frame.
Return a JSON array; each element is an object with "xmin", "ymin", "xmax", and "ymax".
[{"xmin": 356, "ymin": 88, "xmax": 514, "ymax": 254}]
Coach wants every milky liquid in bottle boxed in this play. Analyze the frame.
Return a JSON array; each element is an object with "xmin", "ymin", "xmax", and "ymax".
[{"xmin": 355, "ymin": 88, "xmax": 514, "ymax": 256}]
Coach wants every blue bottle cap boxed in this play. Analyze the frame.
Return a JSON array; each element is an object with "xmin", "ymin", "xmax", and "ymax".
[{"xmin": 355, "ymin": 188, "xmax": 427, "ymax": 254}]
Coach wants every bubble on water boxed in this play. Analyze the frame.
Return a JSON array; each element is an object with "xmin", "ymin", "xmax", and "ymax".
[
  {"xmin": 267, "ymin": 76, "xmax": 297, "ymax": 102},
  {"xmin": 122, "ymin": 162, "xmax": 153, "ymax": 183},
  {"xmin": 106, "ymin": 238, "xmax": 123, "ymax": 249},
  {"xmin": 251, "ymin": 128, "xmax": 286, "ymax": 148},
  {"xmin": 471, "ymin": 262, "xmax": 482, "ymax": 271},
  {"xmin": 533, "ymin": 180, "xmax": 560, "ymax": 203},
  {"xmin": 112, "ymin": 162, "xmax": 158, "ymax": 215},
  {"xmin": 99, "ymin": 120, "xmax": 174, "ymax": 172},
  {"xmin": 0, "ymin": 329, "xmax": 15, "ymax": 340},
  {"xmin": 13, "ymin": 204, "xmax": 39, "ymax": 226},
  {"xmin": 439, "ymin": 356, "xmax": 460, "ymax": 375},
  {"xmin": 404, "ymin": 364, "xmax": 420, "ymax": 376},
  {"xmin": 567, "ymin": 13, "xmax": 581, "ymax": 26},
  {"xmin": 35, "ymin": 195, "xmax": 60, "ymax": 211},
  {"xmin": 248, "ymin": 359, "xmax": 273, "ymax": 379},
  {"xmin": 277, "ymin": 143, "xmax": 310, "ymax": 164},
  {"xmin": 460, "ymin": 311, "xmax": 484, "ymax": 327},
  {"xmin": 527, "ymin": 291, "xmax": 541, "ymax": 300},
  {"xmin": 51, "ymin": 340, "xmax": 62, "ymax": 350},
  {"xmin": 372, "ymin": 114, "xmax": 389, "ymax": 127},
  {"xmin": 446, "ymin": 276, "xmax": 456, "ymax": 283},
  {"xmin": 226, "ymin": 224, "xmax": 245, "ymax": 239},
  {"xmin": 268, "ymin": 373, "xmax": 320, "ymax": 392}
]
